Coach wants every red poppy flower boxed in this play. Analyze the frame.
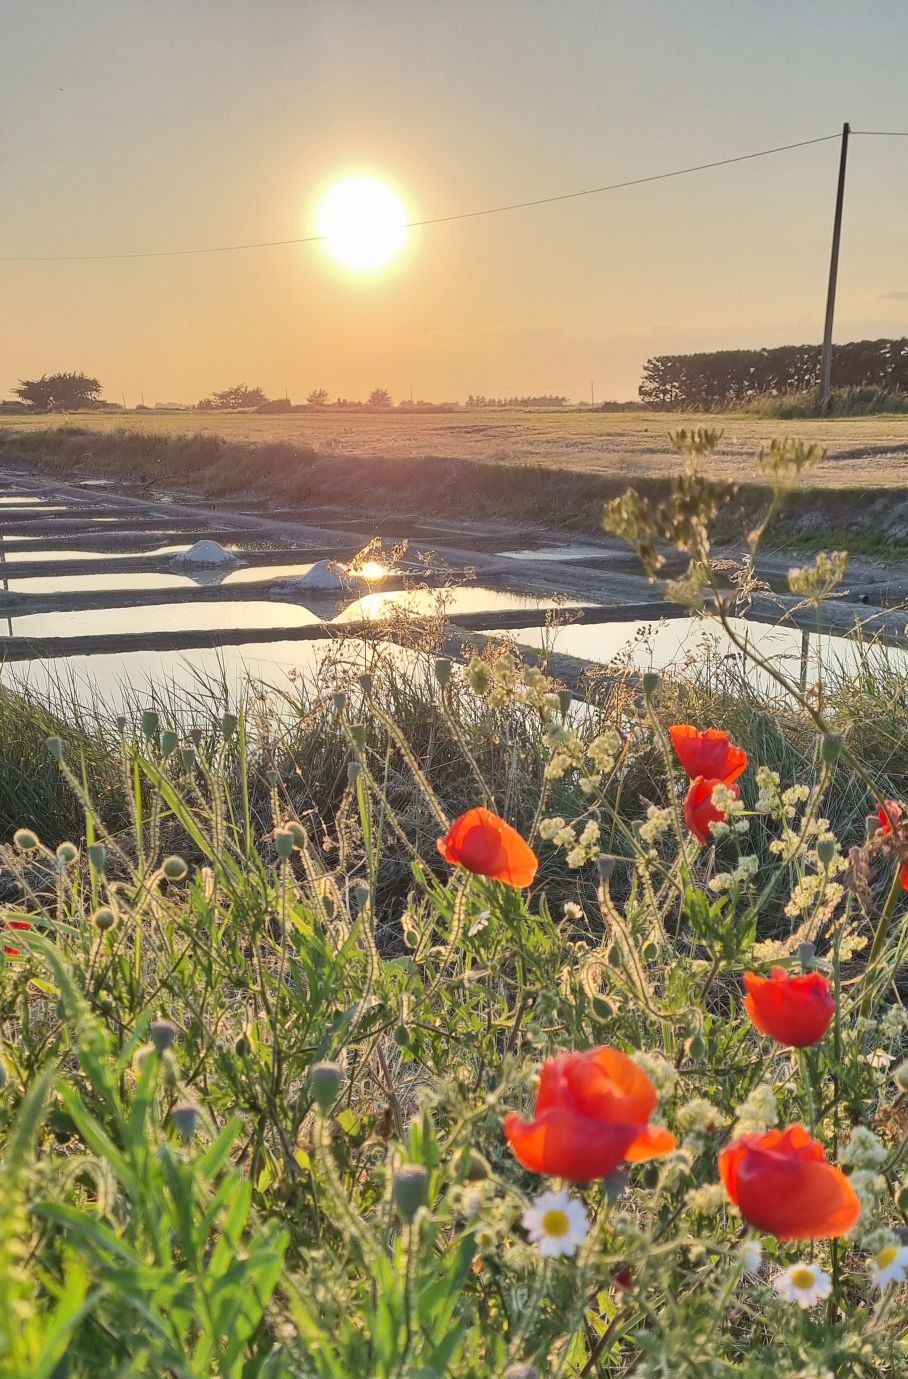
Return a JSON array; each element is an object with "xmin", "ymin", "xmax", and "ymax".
[
  {"xmin": 669, "ymin": 724, "xmax": 748, "ymax": 785},
  {"xmin": 437, "ymin": 807, "xmax": 538, "ymax": 888},
  {"xmin": 719, "ymin": 1125, "xmax": 860, "ymax": 1240},
  {"xmin": 503, "ymin": 1046, "xmax": 676, "ymax": 1183},
  {"xmin": 3, "ymin": 919, "xmax": 32, "ymax": 958},
  {"xmin": 743, "ymin": 968, "xmax": 836, "ymax": 1047},
  {"xmin": 684, "ymin": 776, "xmax": 741, "ymax": 846},
  {"xmin": 877, "ymin": 800, "xmax": 908, "ymax": 890}
]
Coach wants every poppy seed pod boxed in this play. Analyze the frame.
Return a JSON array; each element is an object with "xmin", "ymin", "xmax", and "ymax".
[
  {"xmin": 434, "ymin": 657, "xmax": 452, "ymax": 687},
  {"xmin": 309, "ymin": 1061, "xmax": 343, "ymax": 1113},
  {"xmin": 393, "ymin": 1165, "xmax": 429, "ymax": 1221},
  {"xmin": 642, "ymin": 671, "xmax": 660, "ymax": 697},
  {"xmin": 821, "ymin": 732, "xmax": 843, "ymax": 764},
  {"xmin": 45, "ymin": 736, "xmax": 64, "ymax": 761},
  {"xmin": 89, "ymin": 844, "xmax": 107, "ymax": 872},
  {"xmin": 220, "ymin": 713, "xmax": 238, "ymax": 740},
  {"xmin": 160, "ymin": 730, "xmax": 179, "ymax": 757},
  {"xmin": 93, "ymin": 907, "xmax": 117, "ymax": 932},
  {"xmin": 140, "ymin": 710, "xmax": 160, "ymax": 739},
  {"xmin": 56, "ymin": 842, "xmax": 79, "ymax": 866}
]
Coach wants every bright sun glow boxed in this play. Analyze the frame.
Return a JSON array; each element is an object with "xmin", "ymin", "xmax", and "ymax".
[{"xmin": 317, "ymin": 177, "xmax": 409, "ymax": 273}]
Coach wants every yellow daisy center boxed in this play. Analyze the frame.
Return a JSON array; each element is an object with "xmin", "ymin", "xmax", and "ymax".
[
  {"xmin": 876, "ymin": 1247, "xmax": 900, "ymax": 1269},
  {"xmin": 790, "ymin": 1267, "xmax": 816, "ymax": 1289},
  {"xmin": 542, "ymin": 1209, "xmax": 571, "ymax": 1238}
]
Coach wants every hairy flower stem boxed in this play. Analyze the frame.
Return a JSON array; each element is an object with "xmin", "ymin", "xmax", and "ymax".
[{"xmin": 859, "ymin": 863, "xmax": 904, "ymax": 1018}]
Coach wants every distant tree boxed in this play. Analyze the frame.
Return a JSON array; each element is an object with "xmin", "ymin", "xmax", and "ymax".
[
  {"xmin": 306, "ymin": 387, "xmax": 329, "ymax": 406},
  {"xmin": 199, "ymin": 384, "xmax": 270, "ymax": 411},
  {"xmin": 367, "ymin": 388, "xmax": 392, "ymax": 408},
  {"xmin": 13, "ymin": 371, "xmax": 103, "ymax": 411}
]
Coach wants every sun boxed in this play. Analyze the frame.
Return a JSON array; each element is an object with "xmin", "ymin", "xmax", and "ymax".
[{"xmin": 316, "ymin": 177, "xmax": 409, "ymax": 273}]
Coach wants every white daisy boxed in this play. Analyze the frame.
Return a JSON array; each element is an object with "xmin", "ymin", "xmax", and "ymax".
[
  {"xmin": 868, "ymin": 1243, "xmax": 908, "ymax": 1289},
  {"xmin": 739, "ymin": 1240, "xmax": 763, "ymax": 1277},
  {"xmin": 772, "ymin": 1262, "xmax": 832, "ymax": 1309},
  {"xmin": 521, "ymin": 1189, "xmax": 589, "ymax": 1259}
]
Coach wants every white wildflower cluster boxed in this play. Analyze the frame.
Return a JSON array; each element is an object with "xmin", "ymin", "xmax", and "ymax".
[
  {"xmin": 732, "ymin": 1083, "xmax": 778, "ymax": 1138},
  {"xmin": 562, "ymin": 900, "xmax": 584, "ymax": 922},
  {"xmin": 539, "ymin": 815, "xmax": 601, "ymax": 868},
  {"xmin": 465, "ymin": 652, "xmax": 561, "ymax": 714},
  {"xmin": 755, "ymin": 767, "xmax": 783, "ymax": 815},
  {"xmin": 632, "ymin": 1051, "xmax": 678, "ymax": 1099},
  {"xmin": 837, "ymin": 927, "xmax": 869, "ymax": 961},
  {"xmin": 685, "ymin": 1183, "xmax": 727, "ymax": 1216},
  {"xmin": 639, "ymin": 805, "xmax": 675, "ymax": 846},
  {"xmin": 566, "ymin": 820, "xmax": 601, "ymax": 869},
  {"xmin": 787, "ymin": 550, "xmax": 849, "ymax": 601},
  {"xmin": 539, "ymin": 816, "xmax": 577, "ymax": 848},
  {"xmin": 588, "ymin": 730, "xmax": 621, "ymax": 772},
  {"xmin": 840, "ymin": 1126, "xmax": 888, "ymax": 1171},
  {"xmin": 708, "ymin": 854, "xmax": 759, "ymax": 894},
  {"xmin": 784, "ymin": 870, "xmax": 845, "ymax": 922},
  {"xmin": 750, "ymin": 937, "xmax": 789, "ymax": 963},
  {"xmin": 543, "ymin": 721, "xmax": 587, "ymax": 781},
  {"xmin": 880, "ymin": 1003, "xmax": 908, "ymax": 1045},
  {"xmin": 850, "ymin": 1170, "xmax": 888, "ymax": 1216},
  {"xmin": 677, "ymin": 1098, "xmax": 727, "ymax": 1151}
]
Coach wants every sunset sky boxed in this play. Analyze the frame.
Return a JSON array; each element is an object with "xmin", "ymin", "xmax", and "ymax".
[{"xmin": 2, "ymin": 0, "xmax": 907, "ymax": 405}]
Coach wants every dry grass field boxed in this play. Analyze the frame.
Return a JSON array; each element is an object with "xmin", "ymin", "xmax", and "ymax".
[{"xmin": 2, "ymin": 407, "xmax": 908, "ymax": 488}]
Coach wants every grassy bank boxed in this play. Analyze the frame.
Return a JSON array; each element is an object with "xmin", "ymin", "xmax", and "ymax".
[
  {"xmin": 0, "ymin": 625, "xmax": 906, "ymax": 1375},
  {"xmin": 2, "ymin": 423, "xmax": 907, "ymax": 548}
]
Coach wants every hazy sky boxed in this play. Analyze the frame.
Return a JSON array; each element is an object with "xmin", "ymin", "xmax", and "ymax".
[{"xmin": 2, "ymin": 0, "xmax": 907, "ymax": 404}]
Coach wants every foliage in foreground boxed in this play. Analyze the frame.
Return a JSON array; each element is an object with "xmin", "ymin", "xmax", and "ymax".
[{"xmin": 0, "ymin": 437, "xmax": 907, "ymax": 1375}]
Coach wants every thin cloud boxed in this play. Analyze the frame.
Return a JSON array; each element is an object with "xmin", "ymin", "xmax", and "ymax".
[{"xmin": 881, "ymin": 290, "xmax": 908, "ymax": 301}]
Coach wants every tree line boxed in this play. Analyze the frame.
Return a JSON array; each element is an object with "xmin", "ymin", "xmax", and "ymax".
[{"xmin": 638, "ymin": 338, "xmax": 908, "ymax": 409}]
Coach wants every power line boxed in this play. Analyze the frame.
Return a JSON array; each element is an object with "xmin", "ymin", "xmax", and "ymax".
[
  {"xmin": 0, "ymin": 132, "xmax": 842, "ymax": 264},
  {"xmin": 852, "ymin": 129, "xmax": 908, "ymax": 137}
]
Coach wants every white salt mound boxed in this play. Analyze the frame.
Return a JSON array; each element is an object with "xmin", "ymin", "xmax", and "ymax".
[
  {"xmin": 275, "ymin": 559, "xmax": 364, "ymax": 593},
  {"xmin": 171, "ymin": 540, "xmax": 243, "ymax": 568}
]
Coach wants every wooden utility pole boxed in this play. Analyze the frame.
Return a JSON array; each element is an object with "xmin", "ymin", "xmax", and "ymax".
[{"xmin": 819, "ymin": 122, "xmax": 850, "ymax": 413}]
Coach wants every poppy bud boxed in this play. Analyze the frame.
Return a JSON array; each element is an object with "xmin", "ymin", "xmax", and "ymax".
[
  {"xmin": 332, "ymin": 692, "xmax": 347, "ymax": 715},
  {"xmin": 149, "ymin": 1019, "xmax": 179, "ymax": 1053},
  {"xmin": 686, "ymin": 1032, "xmax": 707, "ymax": 1059},
  {"xmin": 45, "ymin": 736, "xmax": 64, "ymax": 761},
  {"xmin": 89, "ymin": 844, "xmax": 107, "ymax": 872},
  {"xmin": 349, "ymin": 724, "xmax": 366, "ymax": 750},
  {"xmin": 359, "ymin": 674, "xmax": 373, "ymax": 696},
  {"xmin": 558, "ymin": 690, "xmax": 572, "ymax": 717},
  {"xmin": 393, "ymin": 1165, "xmax": 429, "ymax": 1221},
  {"xmin": 13, "ymin": 829, "xmax": 39, "ymax": 852},
  {"xmin": 189, "ymin": 727, "xmax": 204, "ymax": 747},
  {"xmin": 434, "ymin": 657, "xmax": 452, "ymax": 687},
  {"xmin": 592, "ymin": 994, "xmax": 614, "ymax": 1019},
  {"xmin": 309, "ymin": 1061, "xmax": 343, "ymax": 1113},
  {"xmin": 643, "ymin": 672, "xmax": 659, "ymax": 697},
  {"xmin": 816, "ymin": 839, "xmax": 837, "ymax": 868},
  {"xmin": 347, "ymin": 762, "xmax": 362, "ymax": 784},
  {"xmin": 93, "ymin": 906, "xmax": 116, "ymax": 931},
  {"xmin": 274, "ymin": 829, "xmax": 294, "ymax": 861},
  {"xmin": 180, "ymin": 748, "xmax": 196, "ymax": 770},
  {"xmin": 162, "ymin": 855, "xmax": 188, "ymax": 881},
  {"xmin": 160, "ymin": 730, "xmax": 179, "ymax": 757},
  {"xmin": 221, "ymin": 713, "xmax": 238, "ymax": 741},
  {"xmin": 171, "ymin": 1101, "xmax": 201, "ymax": 1140},
  {"xmin": 56, "ymin": 842, "xmax": 78, "ymax": 866},
  {"xmin": 596, "ymin": 855, "xmax": 616, "ymax": 883},
  {"xmin": 820, "ymin": 732, "xmax": 843, "ymax": 764},
  {"xmin": 394, "ymin": 1023, "xmax": 410, "ymax": 1047},
  {"xmin": 140, "ymin": 710, "xmax": 159, "ymax": 739},
  {"xmin": 286, "ymin": 821, "xmax": 306, "ymax": 849}
]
